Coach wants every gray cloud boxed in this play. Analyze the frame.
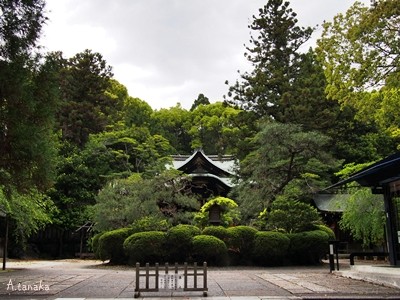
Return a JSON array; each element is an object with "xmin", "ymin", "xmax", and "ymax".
[{"xmin": 41, "ymin": 0, "xmax": 370, "ymax": 109}]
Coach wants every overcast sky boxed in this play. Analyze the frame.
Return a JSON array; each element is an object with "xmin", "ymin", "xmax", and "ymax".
[{"xmin": 40, "ymin": 0, "xmax": 371, "ymax": 110}]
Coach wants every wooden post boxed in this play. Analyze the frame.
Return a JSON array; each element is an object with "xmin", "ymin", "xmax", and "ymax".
[
  {"xmin": 194, "ymin": 262, "xmax": 197, "ymax": 289},
  {"xmin": 384, "ymin": 186, "xmax": 398, "ymax": 266},
  {"xmin": 203, "ymin": 262, "xmax": 207, "ymax": 290},
  {"xmin": 2, "ymin": 216, "xmax": 8, "ymax": 271},
  {"xmin": 155, "ymin": 263, "xmax": 159, "ymax": 289},
  {"xmin": 145, "ymin": 263, "xmax": 150, "ymax": 289},
  {"xmin": 79, "ymin": 228, "xmax": 83, "ymax": 259},
  {"xmin": 184, "ymin": 262, "xmax": 188, "ymax": 289}
]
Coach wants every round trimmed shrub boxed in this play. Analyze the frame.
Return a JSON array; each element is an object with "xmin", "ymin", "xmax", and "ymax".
[
  {"xmin": 97, "ymin": 228, "xmax": 133, "ymax": 264},
  {"xmin": 192, "ymin": 235, "xmax": 227, "ymax": 265},
  {"xmin": 131, "ymin": 216, "xmax": 171, "ymax": 233},
  {"xmin": 123, "ymin": 231, "xmax": 167, "ymax": 264},
  {"xmin": 252, "ymin": 231, "xmax": 290, "ymax": 266},
  {"xmin": 226, "ymin": 226, "xmax": 258, "ymax": 264},
  {"xmin": 90, "ymin": 232, "xmax": 104, "ymax": 259},
  {"xmin": 288, "ymin": 230, "xmax": 329, "ymax": 265},
  {"xmin": 166, "ymin": 224, "xmax": 201, "ymax": 262},
  {"xmin": 202, "ymin": 226, "xmax": 229, "ymax": 242},
  {"xmin": 314, "ymin": 224, "xmax": 336, "ymax": 241}
]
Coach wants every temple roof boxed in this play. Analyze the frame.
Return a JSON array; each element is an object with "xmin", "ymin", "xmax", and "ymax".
[
  {"xmin": 313, "ymin": 194, "xmax": 349, "ymax": 212},
  {"xmin": 169, "ymin": 150, "xmax": 236, "ymax": 188},
  {"xmin": 171, "ymin": 150, "xmax": 235, "ymax": 174}
]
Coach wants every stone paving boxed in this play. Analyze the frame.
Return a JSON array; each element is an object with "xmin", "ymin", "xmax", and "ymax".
[{"xmin": 0, "ymin": 259, "xmax": 399, "ymax": 299}]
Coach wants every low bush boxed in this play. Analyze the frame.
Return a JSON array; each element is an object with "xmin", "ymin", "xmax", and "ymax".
[
  {"xmin": 226, "ymin": 226, "xmax": 258, "ymax": 264},
  {"xmin": 314, "ymin": 224, "xmax": 336, "ymax": 241},
  {"xmin": 202, "ymin": 226, "xmax": 230, "ymax": 242},
  {"xmin": 97, "ymin": 228, "xmax": 133, "ymax": 264},
  {"xmin": 123, "ymin": 231, "xmax": 167, "ymax": 264},
  {"xmin": 252, "ymin": 231, "xmax": 290, "ymax": 266},
  {"xmin": 130, "ymin": 216, "xmax": 171, "ymax": 233},
  {"xmin": 192, "ymin": 235, "xmax": 227, "ymax": 265},
  {"xmin": 90, "ymin": 232, "xmax": 103, "ymax": 259},
  {"xmin": 288, "ymin": 230, "xmax": 329, "ymax": 265},
  {"xmin": 165, "ymin": 224, "xmax": 201, "ymax": 262},
  {"xmin": 264, "ymin": 198, "xmax": 322, "ymax": 233}
]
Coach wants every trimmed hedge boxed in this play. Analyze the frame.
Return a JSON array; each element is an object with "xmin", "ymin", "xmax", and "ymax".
[
  {"xmin": 227, "ymin": 226, "xmax": 258, "ymax": 264},
  {"xmin": 202, "ymin": 226, "xmax": 230, "ymax": 242},
  {"xmin": 288, "ymin": 230, "xmax": 329, "ymax": 265},
  {"xmin": 123, "ymin": 231, "xmax": 167, "ymax": 264},
  {"xmin": 314, "ymin": 224, "xmax": 336, "ymax": 241},
  {"xmin": 90, "ymin": 232, "xmax": 104, "ymax": 259},
  {"xmin": 192, "ymin": 235, "xmax": 227, "ymax": 265},
  {"xmin": 252, "ymin": 231, "xmax": 290, "ymax": 266},
  {"xmin": 94, "ymin": 225, "xmax": 332, "ymax": 266},
  {"xmin": 166, "ymin": 224, "xmax": 201, "ymax": 262},
  {"xmin": 97, "ymin": 228, "xmax": 133, "ymax": 264},
  {"xmin": 131, "ymin": 216, "xmax": 171, "ymax": 233}
]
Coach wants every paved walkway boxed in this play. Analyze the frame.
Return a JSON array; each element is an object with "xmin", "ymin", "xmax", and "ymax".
[{"xmin": 0, "ymin": 259, "xmax": 399, "ymax": 299}]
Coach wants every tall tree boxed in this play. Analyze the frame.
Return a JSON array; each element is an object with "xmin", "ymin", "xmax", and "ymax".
[
  {"xmin": 225, "ymin": 0, "xmax": 313, "ymax": 121},
  {"xmin": 123, "ymin": 96, "xmax": 153, "ymax": 128},
  {"xmin": 0, "ymin": 0, "xmax": 59, "ymax": 249},
  {"xmin": 151, "ymin": 104, "xmax": 192, "ymax": 154},
  {"xmin": 48, "ymin": 125, "xmax": 173, "ymax": 233},
  {"xmin": 0, "ymin": 0, "xmax": 46, "ymax": 61},
  {"xmin": 280, "ymin": 49, "xmax": 340, "ymax": 132},
  {"xmin": 231, "ymin": 122, "xmax": 337, "ymax": 219},
  {"xmin": 58, "ymin": 49, "xmax": 115, "ymax": 147},
  {"xmin": 316, "ymin": 0, "xmax": 400, "ymax": 153},
  {"xmin": 188, "ymin": 102, "xmax": 249, "ymax": 155},
  {"xmin": 0, "ymin": 0, "xmax": 58, "ymax": 194},
  {"xmin": 93, "ymin": 170, "xmax": 200, "ymax": 232},
  {"xmin": 317, "ymin": 0, "xmax": 400, "ymax": 105},
  {"xmin": 190, "ymin": 93, "xmax": 210, "ymax": 111}
]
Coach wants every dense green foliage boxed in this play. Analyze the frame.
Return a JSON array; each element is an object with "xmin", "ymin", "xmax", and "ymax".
[
  {"xmin": 0, "ymin": 188, "xmax": 55, "ymax": 248},
  {"xmin": 339, "ymin": 188, "xmax": 385, "ymax": 249},
  {"xmin": 288, "ymin": 230, "xmax": 330, "ymax": 265},
  {"xmin": 258, "ymin": 198, "xmax": 322, "ymax": 233},
  {"xmin": 232, "ymin": 122, "xmax": 336, "ymax": 220},
  {"xmin": 97, "ymin": 228, "xmax": 133, "ymax": 264},
  {"xmin": 192, "ymin": 235, "xmax": 228, "ymax": 265},
  {"xmin": 316, "ymin": 0, "xmax": 398, "ymax": 160},
  {"xmin": 202, "ymin": 226, "xmax": 230, "ymax": 242},
  {"xmin": 226, "ymin": 226, "xmax": 258, "ymax": 264},
  {"xmin": 314, "ymin": 224, "xmax": 336, "ymax": 241},
  {"xmin": 130, "ymin": 216, "xmax": 171, "ymax": 234},
  {"xmin": 165, "ymin": 225, "xmax": 201, "ymax": 262},
  {"xmin": 252, "ymin": 231, "xmax": 290, "ymax": 266},
  {"xmin": 123, "ymin": 231, "xmax": 167, "ymax": 264},
  {"xmin": 0, "ymin": 0, "xmax": 59, "ymax": 246},
  {"xmin": 90, "ymin": 232, "xmax": 103, "ymax": 259},
  {"xmin": 93, "ymin": 171, "xmax": 199, "ymax": 232}
]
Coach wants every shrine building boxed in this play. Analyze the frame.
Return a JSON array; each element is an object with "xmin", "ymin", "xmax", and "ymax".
[
  {"xmin": 169, "ymin": 149, "xmax": 236, "ymax": 203},
  {"xmin": 325, "ymin": 152, "xmax": 400, "ymax": 266}
]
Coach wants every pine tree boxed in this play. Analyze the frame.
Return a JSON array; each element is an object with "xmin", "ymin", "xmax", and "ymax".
[{"xmin": 225, "ymin": 0, "xmax": 313, "ymax": 121}]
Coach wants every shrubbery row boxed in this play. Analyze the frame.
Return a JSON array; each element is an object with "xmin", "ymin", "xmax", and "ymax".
[{"xmin": 92, "ymin": 224, "xmax": 333, "ymax": 266}]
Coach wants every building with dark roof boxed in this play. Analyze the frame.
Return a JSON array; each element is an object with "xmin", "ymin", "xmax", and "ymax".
[
  {"xmin": 325, "ymin": 152, "xmax": 400, "ymax": 266},
  {"xmin": 169, "ymin": 149, "xmax": 237, "ymax": 203}
]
